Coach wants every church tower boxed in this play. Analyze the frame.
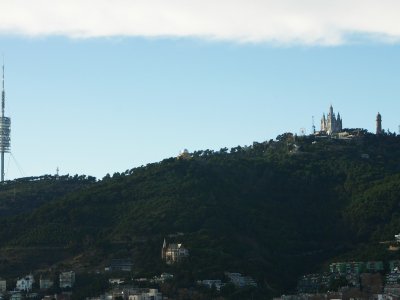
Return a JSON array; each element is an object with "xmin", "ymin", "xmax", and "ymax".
[
  {"xmin": 161, "ymin": 238, "xmax": 167, "ymax": 260},
  {"xmin": 320, "ymin": 105, "xmax": 342, "ymax": 135},
  {"xmin": 376, "ymin": 112, "xmax": 382, "ymax": 135}
]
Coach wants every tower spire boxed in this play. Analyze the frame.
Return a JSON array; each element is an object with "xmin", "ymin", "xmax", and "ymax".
[
  {"xmin": 2, "ymin": 59, "xmax": 5, "ymax": 118},
  {"xmin": 0, "ymin": 57, "xmax": 11, "ymax": 182},
  {"xmin": 376, "ymin": 112, "xmax": 382, "ymax": 135}
]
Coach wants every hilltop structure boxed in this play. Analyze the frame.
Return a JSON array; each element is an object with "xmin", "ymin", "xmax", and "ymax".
[
  {"xmin": 376, "ymin": 112, "xmax": 382, "ymax": 135},
  {"xmin": 320, "ymin": 105, "xmax": 342, "ymax": 135},
  {"xmin": 0, "ymin": 64, "xmax": 11, "ymax": 182}
]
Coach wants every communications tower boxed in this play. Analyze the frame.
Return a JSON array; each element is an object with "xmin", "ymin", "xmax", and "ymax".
[{"xmin": 0, "ymin": 64, "xmax": 11, "ymax": 182}]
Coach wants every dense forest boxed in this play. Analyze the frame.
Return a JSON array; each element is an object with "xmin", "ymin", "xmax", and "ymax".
[{"xmin": 0, "ymin": 132, "xmax": 400, "ymax": 299}]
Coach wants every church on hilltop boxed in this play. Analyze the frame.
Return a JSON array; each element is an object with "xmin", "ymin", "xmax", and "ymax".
[{"xmin": 320, "ymin": 105, "xmax": 343, "ymax": 135}]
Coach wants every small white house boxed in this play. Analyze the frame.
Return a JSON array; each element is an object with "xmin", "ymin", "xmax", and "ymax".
[{"xmin": 16, "ymin": 274, "xmax": 34, "ymax": 292}]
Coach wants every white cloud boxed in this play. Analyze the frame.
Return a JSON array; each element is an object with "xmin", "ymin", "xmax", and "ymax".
[{"xmin": 0, "ymin": 0, "xmax": 399, "ymax": 45}]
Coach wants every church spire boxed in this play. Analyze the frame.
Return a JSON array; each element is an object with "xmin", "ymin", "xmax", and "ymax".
[{"xmin": 2, "ymin": 61, "xmax": 4, "ymax": 118}]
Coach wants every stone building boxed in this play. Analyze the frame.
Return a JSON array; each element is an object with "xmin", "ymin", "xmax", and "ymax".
[
  {"xmin": 321, "ymin": 105, "xmax": 342, "ymax": 134},
  {"xmin": 161, "ymin": 238, "xmax": 189, "ymax": 264}
]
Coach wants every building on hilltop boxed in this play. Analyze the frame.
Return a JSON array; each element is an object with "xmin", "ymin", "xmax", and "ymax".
[
  {"xmin": 161, "ymin": 238, "xmax": 189, "ymax": 264},
  {"xmin": 376, "ymin": 112, "xmax": 382, "ymax": 135},
  {"xmin": 320, "ymin": 105, "xmax": 343, "ymax": 135}
]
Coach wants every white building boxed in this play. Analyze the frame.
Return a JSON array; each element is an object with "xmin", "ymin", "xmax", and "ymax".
[
  {"xmin": 395, "ymin": 233, "xmax": 400, "ymax": 243},
  {"xmin": 59, "ymin": 271, "xmax": 75, "ymax": 288},
  {"xmin": 16, "ymin": 274, "xmax": 34, "ymax": 292}
]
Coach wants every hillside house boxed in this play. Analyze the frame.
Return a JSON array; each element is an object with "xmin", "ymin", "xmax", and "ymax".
[
  {"xmin": 161, "ymin": 238, "xmax": 189, "ymax": 264},
  {"xmin": 16, "ymin": 274, "xmax": 34, "ymax": 292},
  {"xmin": 198, "ymin": 279, "xmax": 225, "ymax": 291},
  {"xmin": 225, "ymin": 272, "xmax": 257, "ymax": 288},
  {"xmin": 59, "ymin": 271, "xmax": 75, "ymax": 289},
  {"xmin": 106, "ymin": 259, "xmax": 133, "ymax": 272},
  {"xmin": 40, "ymin": 277, "xmax": 54, "ymax": 290},
  {"xmin": 128, "ymin": 288, "xmax": 162, "ymax": 300}
]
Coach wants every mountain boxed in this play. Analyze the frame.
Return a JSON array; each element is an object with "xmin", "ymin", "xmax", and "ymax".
[{"xmin": 1, "ymin": 132, "xmax": 400, "ymax": 298}]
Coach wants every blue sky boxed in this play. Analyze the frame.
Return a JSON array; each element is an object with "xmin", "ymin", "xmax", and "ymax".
[{"xmin": 1, "ymin": 1, "xmax": 400, "ymax": 179}]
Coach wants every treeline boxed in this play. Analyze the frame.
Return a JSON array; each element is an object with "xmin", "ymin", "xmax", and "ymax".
[{"xmin": 0, "ymin": 133, "xmax": 399, "ymax": 297}]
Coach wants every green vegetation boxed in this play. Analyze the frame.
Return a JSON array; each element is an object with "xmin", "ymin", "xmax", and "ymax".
[{"xmin": 1, "ymin": 133, "xmax": 400, "ymax": 298}]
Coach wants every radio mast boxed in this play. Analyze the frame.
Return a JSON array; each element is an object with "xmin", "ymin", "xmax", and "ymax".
[{"xmin": 0, "ymin": 62, "xmax": 11, "ymax": 182}]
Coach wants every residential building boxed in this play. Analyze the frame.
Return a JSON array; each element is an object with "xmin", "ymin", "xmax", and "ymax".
[
  {"xmin": 16, "ymin": 274, "xmax": 34, "ymax": 292},
  {"xmin": 161, "ymin": 238, "xmax": 189, "ymax": 264},
  {"xmin": 225, "ymin": 272, "xmax": 257, "ymax": 288},
  {"xmin": 106, "ymin": 259, "xmax": 133, "ymax": 272},
  {"xmin": 128, "ymin": 288, "xmax": 162, "ymax": 300},
  {"xmin": 59, "ymin": 271, "xmax": 75, "ymax": 289},
  {"xmin": 390, "ymin": 261, "xmax": 400, "ymax": 271},
  {"xmin": 109, "ymin": 278, "xmax": 125, "ymax": 285},
  {"xmin": 9, "ymin": 292, "xmax": 23, "ymax": 300},
  {"xmin": 366, "ymin": 261, "xmax": 384, "ymax": 273},
  {"xmin": 384, "ymin": 284, "xmax": 400, "ymax": 298},
  {"xmin": 297, "ymin": 273, "xmax": 331, "ymax": 293},
  {"xmin": 387, "ymin": 268, "xmax": 400, "ymax": 286},
  {"xmin": 40, "ymin": 277, "xmax": 54, "ymax": 290},
  {"xmin": 152, "ymin": 273, "xmax": 174, "ymax": 284},
  {"xmin": 198, "ymin": 279, "xmax": 225, "ymax": 291},
  {"xmin": 330, "ymin": 262, "xmax": 365, "ymax": 275},
  {"xmin": 109, "ymin": 287, "xmax": 162, "ymax": 300}
]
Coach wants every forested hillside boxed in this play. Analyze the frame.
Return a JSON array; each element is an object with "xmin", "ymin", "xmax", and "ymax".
[{"xmin": 1, "ymin": 133, "xmax": 400, "ymax": 297}]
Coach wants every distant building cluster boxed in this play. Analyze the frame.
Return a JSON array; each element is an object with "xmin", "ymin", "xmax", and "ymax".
[
  {"xmin": 0, "ymin": 271, "xmax": 75, "ymax": 300},
  {"xmin": 277, "ymin": 259, "xmax": 400, "ymax": 300},
  {"xmin": 316, "ymin": 105, "xmax": 383, "ymax": 137}
]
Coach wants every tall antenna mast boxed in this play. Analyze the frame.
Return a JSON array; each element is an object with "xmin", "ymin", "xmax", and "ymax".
[
  {"xmin": 0, "ymin": 59, "xmax": 11, "ymax": 182},
  {"xmin": 312, "ymin": 116, "xmax": 316, "ymax": 134}
]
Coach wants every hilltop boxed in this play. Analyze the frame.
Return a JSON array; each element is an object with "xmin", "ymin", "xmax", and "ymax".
[{"xmin": 0, "ymin": 132, "xmax": 400, "ymax": 298}]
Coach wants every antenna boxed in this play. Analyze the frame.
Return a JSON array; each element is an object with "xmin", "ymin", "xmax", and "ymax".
[
  {"xmin": 300, "ymin": 128, "xmax": 306, "ymax": 136},
  {"xmin": 0, "ymin": 58, "xmax": 11, "ymax": 182},
  {"xmin": 312, "ymin": 116, "xmax": 316, "ymax": 134}
]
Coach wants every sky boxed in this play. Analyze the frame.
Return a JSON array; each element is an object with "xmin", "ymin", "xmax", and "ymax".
[{"xmin": 0, "ymin": 0, "xmax": 400, "ymax": 179}]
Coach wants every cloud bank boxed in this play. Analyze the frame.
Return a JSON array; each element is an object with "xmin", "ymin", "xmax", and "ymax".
[{"xmin": 0, "ymin": 0, "xmax": 399, "ymax": 45}]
